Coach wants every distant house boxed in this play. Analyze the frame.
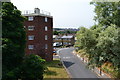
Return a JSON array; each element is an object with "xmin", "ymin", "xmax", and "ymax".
[
  {"xmin": 53, "ymin": 35, "xmax": 75, "ymax": 47},
  {"xmin": 61, "ymin": 35, "xmax": 75, "ymax": 46},
  {"xmin": 53, "ymin": 35, "xmax": 62, "ymax": 47}
]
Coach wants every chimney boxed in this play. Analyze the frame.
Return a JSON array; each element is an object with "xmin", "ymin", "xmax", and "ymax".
[{"xmin": 34, "ymin": 8, "xmax": 40, "ymax": 14}]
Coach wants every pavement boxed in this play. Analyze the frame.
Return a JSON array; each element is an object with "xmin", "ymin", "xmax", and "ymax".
[
  {"xmin": 53, "ymin": 47, "xmax": 111, "ymax": 79},
  {"xmin": 75, "ymin": 52, "xmax": 111, "ymax": 78},
  {"xmin": 56, "ymin": 47, "xmax": 99, "ymax": 78}
]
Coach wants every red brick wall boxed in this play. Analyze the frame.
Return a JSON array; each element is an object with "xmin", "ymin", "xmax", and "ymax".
[{"xmin": 24, "ymin": 15, "xmax": 53, "ymax": 61}]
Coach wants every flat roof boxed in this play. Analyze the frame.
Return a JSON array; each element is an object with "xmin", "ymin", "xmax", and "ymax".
[
  {"xmin": 61, "ymin": 35, "xmax": 74, "ymax": 39},
  {"xmin": 22, "ymin": 13, "xmax": 53, "ymax": 18},
  {"xmin": 22, "ymin": 9, "xmax": 53, "ymax": 18}
]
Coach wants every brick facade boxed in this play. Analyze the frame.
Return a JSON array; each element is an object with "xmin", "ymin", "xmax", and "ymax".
[{"xmin": 23, "ymin": 9, "xmax": 53, "ymax": 61}]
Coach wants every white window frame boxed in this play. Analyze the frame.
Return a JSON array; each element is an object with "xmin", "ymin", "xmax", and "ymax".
[
  {"xmin": 45, "ymin": 35, "xmax": 48, "ymax": 40},
  {"xmin": 45, "ymin": 26, "xmax": 48, "ymax": 31},
  {"xmin": 28, "ymin": 26, "xmax": 34, "ymax": 31},
  {"xmin": 45, "ymin": 17, "xmax": 48, "ymax": 22},
  {"xmin": 28, "ymin": 16, "xmax": 34, "ymax": 21},
  {"xmin": 28, "ymin": 35, "xmax": 34, "ymax": 40},
  {"xmin": 45, "ymin": 44, "xmax": 48, "ymax": 49},
  {"xmin": 28, "ymin": 45, "xmax": 34, "ymax": 50}
]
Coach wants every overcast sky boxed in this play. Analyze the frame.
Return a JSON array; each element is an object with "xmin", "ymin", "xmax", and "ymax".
[{"xmin": 11, "ymin": 0, "xmax": 95, "ymax": 29}]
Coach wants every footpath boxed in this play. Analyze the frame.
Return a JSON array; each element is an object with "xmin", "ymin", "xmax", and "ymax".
[{"xmin": 73, "ymin": 51, "xmax": 111, "ymax": 78}]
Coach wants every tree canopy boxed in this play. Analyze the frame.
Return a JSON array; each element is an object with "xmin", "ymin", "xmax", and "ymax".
[
  {"xmin": 2, "ymin": 2, "xmax": 26, "ymax": 79},
  {"xmin": 90, "ymin": 2, "xmax": 120, "ymax": 28},
  {"xmin": 75, "ymin": 2, "xmax": 120, "ymax": 78}
]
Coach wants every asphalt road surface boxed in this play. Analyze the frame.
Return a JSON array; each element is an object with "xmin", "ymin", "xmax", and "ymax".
[{"xmin": 58, "ymin": 47, "xmax": 98, "ymax": 78}]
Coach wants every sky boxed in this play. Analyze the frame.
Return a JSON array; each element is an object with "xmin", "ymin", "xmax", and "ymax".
[{"xmin": 11, "ymin": 0, "xmax": 95, "ymax": 29}]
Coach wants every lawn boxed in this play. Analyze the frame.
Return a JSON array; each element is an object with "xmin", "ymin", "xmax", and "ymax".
[{"xmin": 43, "ymin": 59, "xmax": 69, "ymax": 79}]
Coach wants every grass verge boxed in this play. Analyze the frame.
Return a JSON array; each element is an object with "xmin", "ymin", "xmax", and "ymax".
[{"xmin": 43, "ymin": 59, "xmax": 69, "ymax": 79}]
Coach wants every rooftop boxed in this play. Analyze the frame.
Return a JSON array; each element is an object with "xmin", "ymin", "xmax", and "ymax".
[
  {"xmin": 61, "ymin": 35, "xmax": 74, "ymax": 39},
  {"xmin": 53, "ymin": 35, "xmax": 58, "ymax": 38},
  {"xmin": 22, "ymin": 8, "xmax": 52, "ymax": 18},
  {"xmin": 53, "ymin": 35, "xmax": 63, "ymax": 38}
]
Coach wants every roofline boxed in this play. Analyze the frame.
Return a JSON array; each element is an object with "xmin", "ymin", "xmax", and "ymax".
[{"xmin": 22, "ymin": 13, "xmax": 53, "ymax": 18}]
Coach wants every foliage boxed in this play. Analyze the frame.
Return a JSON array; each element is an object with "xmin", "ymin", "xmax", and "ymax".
[
  {"xmin": 2, "ymin": 54, "xmax": 45, "ymax": 80},
  {"xmin": 72, "ymin": 1, "xmax": 120, "ymax": 78},
  {"xmin": 20, "ymin": 54, "xmax": 45, "ymax": 79},
  {"xmin": 90, "ymin": 2, "xmax": 120, "ymax": 28},
  {"xmin": 53, "ymin": 31, "xmax": 60, "ymax": 35},
  {"xmin": 101, "ymin": 62, "xmax": 118, "ymax": 77},
  {"xmin": 97, "ymin": 24, "xmax": 120, "ymax": 68},
  {"xmin": 2, "ymin": 2, "xmax": 26, "ymax": 79},
  {"xmin": 76, "ymin": 25, "xmax": 120, "ymax": 77},
  {"xmin": 76, "ymin": 27, "xmax": 97, "ymax": 56},
  {"xmin": 53, "ymin": 30, "xmax": 77, "ymax": 35},
  {"xmin": 75, "ymin": 2, "xmax": 120, "ymax": 77}
]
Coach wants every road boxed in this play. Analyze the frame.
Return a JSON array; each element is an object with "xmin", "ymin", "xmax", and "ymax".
[{"xmin": 57, "ymin": 47, "xmax": 98, "ymax": 78}]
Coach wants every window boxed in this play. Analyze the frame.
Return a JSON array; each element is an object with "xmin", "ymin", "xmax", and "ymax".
[
  {"xmin": 28, "ymin": 16, "xmax": 34, "ymax": 21},
  {"xmin": 28, "ymin": 26, "xmax": 34, "ymax": 31},
  {"xmin": 45, "ymin": 26, "xmax": 48, "ymax": 31},
  {"xmin": 28, "ymin": 45, "xmax": 34, "ymax": 49},
  {"xmin": 45, "ymin": 44, "xmax": 48, "ymax": 49},
  {"xmin": 45, "ymin": 17, "xmax": 48, "ymax": 22},
  {"xmin": 28, "ymin": 35, "xmax": 34, "ymax": 40},
  {"xmin": 45, "ymin": 35, "xmax": 48, "ymax": 40}
]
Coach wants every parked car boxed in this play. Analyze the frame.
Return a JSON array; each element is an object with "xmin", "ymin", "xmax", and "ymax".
[
  {"xmin": 53, "ymin": 42, "xmax": 61, "ymax": 47},
  {"xmin": 53, "ymin": 49, "xmax": 57, "ymax": 55}
]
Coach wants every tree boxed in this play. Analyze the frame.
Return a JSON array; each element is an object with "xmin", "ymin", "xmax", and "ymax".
[
  {"xmin": 20, "ymin": 54, "xmax": 45, "ymax": 79},
  {"xmin": 2, "ymin": 2, "xmax": 26, "ymax": 79},
  {"xmin": 96, "ymin": 24, "xmax": 120, "ymax": 77},
  {"xmin": 76, "ymin": 27, "xmax": 96, "ymax": 49},
  {"xmin": 75, "ymin": 1, "xmax": 120, "ymax": 78},
  {"xmin": 53, "ymin": 31, "xmax": 59, "ymax": 35},
  {"xmin": 75, "ymin": 27, "xmax": 97, "ymax": 63},
  {"xmin": 89, "ymin": 2, "xmax": 120, "ymax": 77},
  {"xmin": 76, "ymin": 26, "xmax": 120, "ymax": 77},
  {"xmin": 66, "ymin": 30, "xmax": 70, "ymax": 34},
  {"xmin": 90, "ymin": 2, "xmax": 120, "ymax": 28}
]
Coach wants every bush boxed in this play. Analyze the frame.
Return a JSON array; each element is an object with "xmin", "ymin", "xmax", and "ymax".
[{"xmin": 20, "ymin": 54, "xmax": 45, "ymax": 80}]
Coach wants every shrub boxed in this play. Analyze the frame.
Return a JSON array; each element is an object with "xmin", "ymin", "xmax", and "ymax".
[{"xmin": 20, "ymin": 54, "xmax": 45, "ymax": 79}]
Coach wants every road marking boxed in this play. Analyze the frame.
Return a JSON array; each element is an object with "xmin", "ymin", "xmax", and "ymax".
[{"xmin": 63, "ymin": 57, "xmax": 71, "ymax": 59}]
